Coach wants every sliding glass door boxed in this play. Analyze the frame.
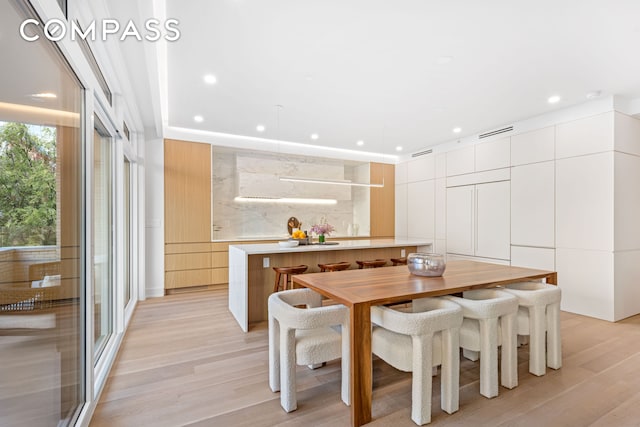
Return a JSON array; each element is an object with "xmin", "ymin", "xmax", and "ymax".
[
  {"xmin": 0, "ymin": 1, "xmax": 85, "ymax": 425},
  {"xmin": 92, "ymin": 119, "xmax": 113, "ymax": 360}
]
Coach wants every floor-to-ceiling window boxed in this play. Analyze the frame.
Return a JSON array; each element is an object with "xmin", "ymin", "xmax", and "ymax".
[
  {"xmin": 0, "ymin": 1, "xmax": 85, "ymax": 425},
  {"xmin": 123, "ymin": 158, "xmax": 132, "ymax": 307},
  {"xmin": 92, "ymin": 119, "xmax": 113, "ymax": 360}
]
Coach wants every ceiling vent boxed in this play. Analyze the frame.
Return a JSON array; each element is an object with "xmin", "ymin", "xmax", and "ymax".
[
  {"xmin": 411, "ymin": 149, "xmax": 433, "ymax": 158},
  {"xmin": 478, "ymin": 126, "xmax": 513, "ymax": 139}
]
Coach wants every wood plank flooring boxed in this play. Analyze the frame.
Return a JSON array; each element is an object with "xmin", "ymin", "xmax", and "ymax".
[{"xmin": 91, "ymin": 290, "xmax": 640, "ymax": 426}]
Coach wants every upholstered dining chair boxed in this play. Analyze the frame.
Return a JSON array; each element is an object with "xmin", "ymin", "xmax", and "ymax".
[
  {"xmin": 502, "ymin": 281, "xmax": 562, "ymax": 376},
  {"xmin": 268, "ymin": 288, "xmax": 350, "ymax": 412},
  {"xmin": 371, "ymin": 297, "xmax": 463, "ymax": 425},
  {"xmin": 444, "ymin": 289, "xmax": 519, "ymax": 398}
]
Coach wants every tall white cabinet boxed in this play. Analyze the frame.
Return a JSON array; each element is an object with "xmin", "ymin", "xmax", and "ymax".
[
  {"xmin": 446, "ymin": 185, "xmax": 474, "ymax": 256},
  {"xmin": 446, "ymin": 181, "xmax": 510, "ymax": 260},
  {"xmin": 445, "ymin": 138, "xmax": 511, "ymax": 263},
  {"xmin": 394, "ymin": 107, "xmax": 640, "ymax": 322},
  {"xmin": 510, "ymin": 126, "xmax": 556, "ymax": 271},
  {"xmin": 476, "ymin": 181, "xmax": 510, "ymax": 259}
]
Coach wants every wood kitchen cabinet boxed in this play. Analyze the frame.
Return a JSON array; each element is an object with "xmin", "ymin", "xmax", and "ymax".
[
  {"xmin": 446, "ymin": 180, "xmax": 510, "ymax": 260},
  {"xmin": 164, "ymin": 139, "xmax": 214, "ymax": 293},
  {"xmin": 164, "ymin": 139, "xmax": 212, "ymax": 243}
]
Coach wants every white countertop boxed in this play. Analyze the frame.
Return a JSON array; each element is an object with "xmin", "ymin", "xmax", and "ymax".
[{"xmin": 229, "ymin": 238, "xmax": 432, "ymax": 255}]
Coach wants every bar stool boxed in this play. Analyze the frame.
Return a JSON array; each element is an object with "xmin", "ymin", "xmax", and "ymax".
[
  {"xmin": 272, "ymin": 265, "xmax": 308, "ymax": 293},
  {"xmin": 318, "ymin": 262, "xmax": 351, "ymax": 272},
  {"xmin": 356, "ymin": 259, "xmax": 387, "ymax": 269},
  {"xmin": 391, "ymin": 257, "xmax": 407, "ymax": 266}
]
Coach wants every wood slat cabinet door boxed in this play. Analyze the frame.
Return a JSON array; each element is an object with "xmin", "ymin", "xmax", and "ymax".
[{"xmin": 164, "ymin": 139, "xmax": 212, "ymax": 243}]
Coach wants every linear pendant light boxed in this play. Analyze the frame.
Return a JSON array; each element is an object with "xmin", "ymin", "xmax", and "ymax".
[
  {"xmin": 234, "ymin": 196, "xmax": 337, "ymax": 205},
  {"xmin": 279, "ymin": 176, "xmax": 384, "ymax": 188}
]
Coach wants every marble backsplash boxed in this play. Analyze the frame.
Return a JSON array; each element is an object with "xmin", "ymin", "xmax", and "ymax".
[{"xmin": 212, "ymin": 148, "xmax": 370, "ymax": 240}]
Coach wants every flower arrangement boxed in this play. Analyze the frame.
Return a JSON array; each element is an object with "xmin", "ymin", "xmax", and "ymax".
[{"xmin": 310, "ymin": 223, "xmax": 335, "ymax": 236}]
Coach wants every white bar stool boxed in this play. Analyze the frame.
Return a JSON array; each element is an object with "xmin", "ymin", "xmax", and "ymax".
[
  {"xmin": 371, "ymin": 297, "xmax": 463, "ymax": 425},
  {"xmin": 268, "ymin": 288, "xmax": 350, "ymax": 412},
  {"xmin": 444, "ymin": 289, "xmax": 519, "ymax": 398},
  {"xmin": 502, "ymin": 281, "xmax": 562, "ymax": 376}
]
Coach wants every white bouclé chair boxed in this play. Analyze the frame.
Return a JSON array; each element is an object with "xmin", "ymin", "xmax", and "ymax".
[
  {"xmin": 371, "ymin": 297, "xmax": 463, "ymax": 425},
  {"xmin": 444, "ymin": 289, "xmax": 519, "ymax": 398},
  {"xmin": 268, "ymin": 288, "xmax": 350, "ymax": 412},
  {"xmin": 502, "ymin": 281, "xmax": 562, "ymax": 376}
]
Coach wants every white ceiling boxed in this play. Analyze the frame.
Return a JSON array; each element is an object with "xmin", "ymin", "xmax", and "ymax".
[{"xmin": 162, "ymin": 1, "xmax": 640, "ymax": 156}]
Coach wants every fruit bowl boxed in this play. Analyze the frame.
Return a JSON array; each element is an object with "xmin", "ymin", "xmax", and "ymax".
[{"xmin": 278, "ymin": 240, "xmax": 299, "ymax": 248}]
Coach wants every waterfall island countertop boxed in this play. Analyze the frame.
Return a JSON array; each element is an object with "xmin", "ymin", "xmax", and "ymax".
[
  {"xmin": 229, "ymin": 238, "xmax": 432, "ymax": 255},
  {"xmin": 228, "ymin": 238, "xmax": 433, "ymax": 331}
]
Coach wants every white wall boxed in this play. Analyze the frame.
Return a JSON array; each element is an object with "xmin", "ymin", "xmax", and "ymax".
[{"xmin": 144, "ymin": 138, "xmax": 165, "ymax": 298}]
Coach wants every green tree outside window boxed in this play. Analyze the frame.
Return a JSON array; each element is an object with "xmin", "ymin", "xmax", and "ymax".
[{"xmin": 0, "ymin": 122, "xmax": 57, "ymax": 246}]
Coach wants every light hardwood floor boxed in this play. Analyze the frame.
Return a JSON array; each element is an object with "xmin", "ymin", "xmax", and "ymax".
[{"xmin": 91, "ymin": 290, "xmax": 640, "ymax": 426}]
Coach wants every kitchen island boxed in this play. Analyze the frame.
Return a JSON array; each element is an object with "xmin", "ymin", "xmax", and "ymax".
[{"xmin": 228, "ymin": 238, "xmax": 432, "ymax": 331}]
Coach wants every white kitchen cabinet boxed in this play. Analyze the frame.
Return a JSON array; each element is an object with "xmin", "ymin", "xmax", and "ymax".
[
  {"xmin": 556, "ymin": 152, "xmax": 614, "ymax": 252},
  {"xmin": 511, "ymin": 246, "xmax": 555, "ymax": 271},
  {"xmin": 446, "ymin": 253, "xmax": 511, "ymax": 266},
  {"xmin": 435, "ymin": 178, "xmax": 446, "ymax": 240},
  {"xmin": 446, "ymin": 146, "xmax": 475, "ymax": 177},
  {"xmin": 395, "ymin": 161, "xmax": 408, "ymax": 185},
  {"xmin": 475, "ymin": 136, "xmax": 510, "ymax": 172},
  {"xmin": 395, "ymin": 183, "xmax": 408, "ymax": 237},
  {"xmin": 511, "ymin": 161, "xmax": 555, "ymax": 248},
  {"xmin": 407, "ymin": 154, "xmax": 435, "ymax": 182},
  {"xmin": 614, "ymin": 112, "xmax": 640, "ymax": 156},
  {"xmin": 407, "ymin": 180, "xmax": 435, "ymax": 239},
  {"xmin": 476, "ymin": 181, "xmax": 511, "ymax": 259},
  {"xmin": 446, "ymin": 185, "xmax": 474, "ymax": 255},
  {"xmin": 556, "ymin": 248, "xmax": 614, "ymax": 321},
  {"xmin": 614, "ymin": 149, "xmax": 640, "ymax": 252},
  {"xmin": 446, "ymin": 180, "xmax": 510, "ymax": 260},
  {"xmin": 511, "ymin": 126, "xmax": 555, "ymax": 166},
  {"xmin": 435, "ymin": 153, "xmax": 447, "ymax": 178},
  {"xmin": 556, "ymin": 112, "xmax": 614, "ymax": 159}
]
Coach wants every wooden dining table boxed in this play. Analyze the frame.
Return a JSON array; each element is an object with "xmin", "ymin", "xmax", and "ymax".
[{"xmin": 293, "ymin": 260, "xmax": 557, "ymax": 427}]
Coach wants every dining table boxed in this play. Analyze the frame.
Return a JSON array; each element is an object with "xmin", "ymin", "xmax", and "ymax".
[{"xmin": 292, "ymin": 260, "xmax": 557, "ymax": 427}]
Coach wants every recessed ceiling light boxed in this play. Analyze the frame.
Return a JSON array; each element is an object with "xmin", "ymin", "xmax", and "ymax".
[
  {"xmin": 194, "ymin": 115, "xmax": 204, "ymax": 123},
  {"xmin": 396, "ymin": 146, "xmax": 403, "ymax": 152},
  {"xmin": 453, "ymin": 127, "xmax": 462, "ymax": 133},
  {"xmin": 356, "ymin": 140, "xmax": 364, "ymax": 146},
  {"xmin": 31, "ymin": 92, "xmax": 57, "ymax": 99},
  {"xmin": 436, "ymin": 56, "xmax": 453, "ymax": 65},
  {"xmin": 547, "ymin": 95, "xmax": 561, "ymax": 104},
  {"xmin": 256, "ymin": 124, "xmax": 265, "ymax": 132},
  {"xmin": 311, "ymin": 133, "xmax": 319, "ymax": 140},
  {"xmin": 586, "ymin": 90, "xmax": 601, "ymax": 99},
  {"xmin": 203, "ymin": 74, "xmax": 217, "ymax": 85}
]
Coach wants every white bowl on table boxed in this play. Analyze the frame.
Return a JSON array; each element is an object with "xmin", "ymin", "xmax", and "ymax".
[{"xmin": 278, "ymin": 240, "xmax": 299, "ymax": 248}]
